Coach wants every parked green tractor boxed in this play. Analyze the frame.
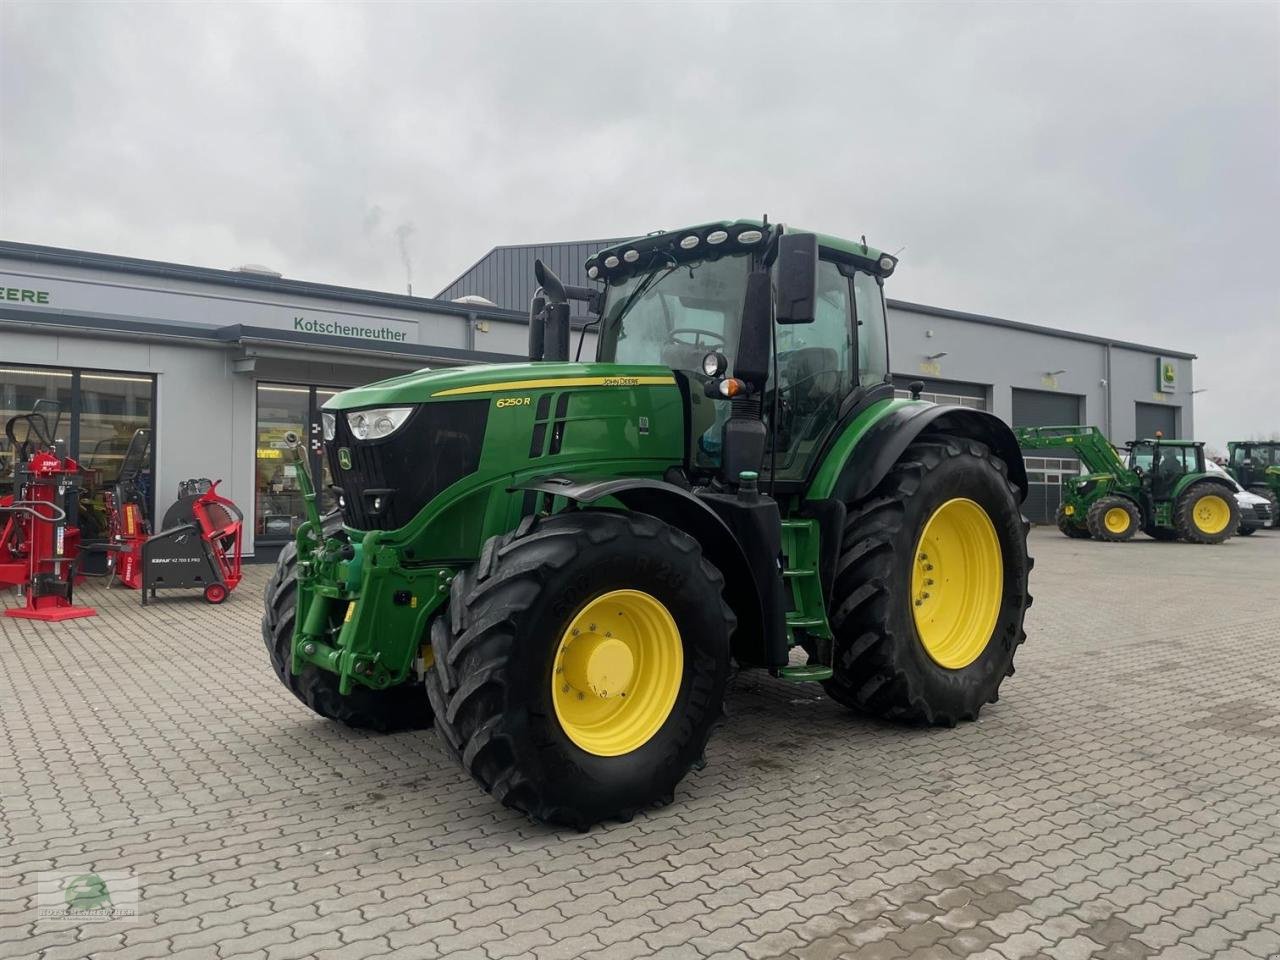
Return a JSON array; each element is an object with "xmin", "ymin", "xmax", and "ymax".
[
  {"xmin": 1017, "ymin": 425, "xmax": 1238, "ymax": 543},
  {"xmin": 1226, "ymin": 441, "xmax": 1280, "ymax": 527},
  {"xmin": 263, "ymin": 220, "xmax": 1034, "ymax": 827}
]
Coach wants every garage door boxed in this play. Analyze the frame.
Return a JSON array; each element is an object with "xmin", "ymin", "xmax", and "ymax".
[
  {"xmin": 892, "ymin": 376, "xmax": 988, "ymax": 410},
  {"xmin": 1011, "ymin": 388, "xmax": 1083, "ymax": 428},
  {"xmin": 1134, "ymin": 402, "xmax": 1179, "ymax": 440},
  {"xmin": 1012, "ymin": 389, "xmax": 1087, "ymax": 525}
]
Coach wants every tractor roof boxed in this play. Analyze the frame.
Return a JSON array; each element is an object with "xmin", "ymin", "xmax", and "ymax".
[
  {"xmin": 587, "ymin": 219, "xmax": 895, "ymax": 285},
  {"xmin": 1131, "ymin": 438, "xmax": 1203, "ymax": 448}
]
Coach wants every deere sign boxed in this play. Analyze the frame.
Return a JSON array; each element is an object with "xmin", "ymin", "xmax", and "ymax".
[
  {"xmin": 1157, "ymin": 357, "xmax": 1178, "ymax": 393},
  {"xmin": 293, "ymin": 315, "xmax": 409, "ymax": 343}
]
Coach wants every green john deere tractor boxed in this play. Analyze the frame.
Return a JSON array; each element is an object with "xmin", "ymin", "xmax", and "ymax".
[
  {"xmin": 1017, "ymin": 425, "xmax": 1238, "ymax": 543},
  {"xmin": 263, "ymin": 220, "xmax": 1034, "ymax": 827},
  {"xmin": 1226, "ymin": 441, "xmax": 1280, "ymax": 528}
]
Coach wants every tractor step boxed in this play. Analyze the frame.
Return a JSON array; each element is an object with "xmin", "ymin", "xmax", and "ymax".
[
  {"xmin": 778, "ymin": 664, "xmax": 834, "ymax": 682},
  {"xmin": 785, "ymin": 616, "xmax": 827, "ymax": 629}
]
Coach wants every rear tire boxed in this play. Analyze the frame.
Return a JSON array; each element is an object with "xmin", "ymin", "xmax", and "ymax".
[
  {"xmin": 823, "ymin": 436, "xmax": 1032, "ymax": 726},
  {"xmin": 1055, "ymin": 503, "xmax": 1091, "ymax": 539},
  {"xmin": 1176, "ymin": 484, "xmax": 1239, "ymax": 544},
  {"xmin": 262, "ymin": 532, "xmax": 432, "ymax": 732},
  {"xmin": 1085, "ymin": 496, "xmax": 1140, "ymax": 542},
  {"xmin": 425, "ymin": 511, "xmax": 732, "ymax": 829}
]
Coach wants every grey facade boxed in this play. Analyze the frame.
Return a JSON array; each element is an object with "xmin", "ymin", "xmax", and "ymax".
[
  {"xmin": 444, "ymin": 240, "xmax": 1199, "ymax": 521},
  {"xmin": 437, "ymin": 238, "xmax": 628, "ymax": 316},
  {"xmin": 0, "ymin": 238, "xmax": 1195, "ymax": 546}
]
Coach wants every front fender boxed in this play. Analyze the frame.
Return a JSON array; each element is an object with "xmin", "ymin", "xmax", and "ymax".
[
  {"xmin": 811, "ymin": 401, "xmax": 1029, "ymax": 505},
  {"xmin": 512, "ymin": 475, "xmax": 768, "ymax": 667}
]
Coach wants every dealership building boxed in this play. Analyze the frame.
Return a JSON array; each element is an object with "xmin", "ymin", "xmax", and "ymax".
[{"xmin": 0, "ymin": 238, "xmax": 1196, "ymax": 557}]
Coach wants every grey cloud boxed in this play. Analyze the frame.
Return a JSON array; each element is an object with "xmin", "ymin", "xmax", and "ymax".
[{"xmin": 1, "ymin": 0, "xmax": 1276, "ymax": 446}]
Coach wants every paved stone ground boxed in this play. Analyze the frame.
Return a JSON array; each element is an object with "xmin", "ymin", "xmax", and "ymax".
[{"xmin": 2, "ymin": 527, "xmax": 1279, "ymax": 960}]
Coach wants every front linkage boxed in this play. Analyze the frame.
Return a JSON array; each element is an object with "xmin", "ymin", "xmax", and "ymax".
[{"xmin": 283, "ymin": 432, "xmax": 450, "ymax": 696}]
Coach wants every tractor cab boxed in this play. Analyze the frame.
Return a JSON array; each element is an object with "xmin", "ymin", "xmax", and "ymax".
[
  {"xmin": 1127, "ymin": 437, "xmax": 1205, "ymax": 499},
  {"xmin": 588, "ymin": 221, "xmax": 895, "ymax": 488},
  {"xmin": 1229, "ymin": 441, "xmax": 1280, "ymax": 488}
]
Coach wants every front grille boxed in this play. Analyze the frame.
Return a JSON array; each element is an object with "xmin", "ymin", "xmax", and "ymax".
[
  {"xmin": 1255, "ymin": 504, "xmax": 1273, "ymax": 522},
  {"xmin": 326, "ymin": 400, "xmax": 489, "ymax": 530}
]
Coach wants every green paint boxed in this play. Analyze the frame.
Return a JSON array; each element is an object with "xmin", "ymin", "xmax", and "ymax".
[
  {"xmin": 806, "ymin": 397, "xmax": 920, "ymax": 501},
  {"xmin": 781, "ymin": 518, "xmax": 830, "ymax": 644}
]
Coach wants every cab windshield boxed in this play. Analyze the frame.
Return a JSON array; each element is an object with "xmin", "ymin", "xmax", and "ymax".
[{"xmin": 595, "ymin": 255, "xmax": 750, "ymax": 376}]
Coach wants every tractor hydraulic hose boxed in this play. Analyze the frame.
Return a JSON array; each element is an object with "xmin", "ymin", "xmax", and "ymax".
[{"xmin": 282, "ymin": 431, "xmax": 324, "ymax": 536}]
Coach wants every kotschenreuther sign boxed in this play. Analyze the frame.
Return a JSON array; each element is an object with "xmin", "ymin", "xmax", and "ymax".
[{"xmin": 293, "ymin": 315, "xmax": 408, "ymax": 343}]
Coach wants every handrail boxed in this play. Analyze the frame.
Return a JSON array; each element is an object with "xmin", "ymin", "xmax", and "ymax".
[{"xmin": 0, "ymin": 500, "xmax": 69, "ymax": 522}]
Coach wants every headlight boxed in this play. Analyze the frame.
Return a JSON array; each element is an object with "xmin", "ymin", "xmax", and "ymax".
[
  {"xmin": 702, "ymin": 351, "xmax": 727, "ymax": 377},
  {"xmin": 346, "ymin": 406, "xmax": 412, "ymax": 440},
  {"xmin": 321, "ymin": 412, "xmax": 336, "ymax": 441}
]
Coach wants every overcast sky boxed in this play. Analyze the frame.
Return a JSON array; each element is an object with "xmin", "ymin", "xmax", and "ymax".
[{"xmin": 1, "ymin": 1, "xmax": 1276, "ymax": 448}]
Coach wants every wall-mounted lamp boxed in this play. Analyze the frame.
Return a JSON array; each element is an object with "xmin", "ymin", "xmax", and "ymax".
[
  {"xmin": 925, "ymin": 352, "xmax": 948, "ymax": 361},
  {"xmin": 1047, "ymin": 370, "xmax": 1067, "ymax": 377}
]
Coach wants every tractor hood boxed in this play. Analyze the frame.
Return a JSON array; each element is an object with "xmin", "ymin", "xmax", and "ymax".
[{"xmin": 322, "ymin": 362, "xmax": 676, "ymax": 411}]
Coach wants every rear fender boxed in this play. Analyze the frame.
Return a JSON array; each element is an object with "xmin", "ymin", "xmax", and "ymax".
[
  {"xmin": 814, "ymin": 403, "xmax": 1029, "ymax": 505},
  {"xmin": 1174, "ymin": 476, "xmax": 1237, "ymax": 501},
  {"xmin": 512, "ymin": 475, "xmax": 768, "ymax": 667}
]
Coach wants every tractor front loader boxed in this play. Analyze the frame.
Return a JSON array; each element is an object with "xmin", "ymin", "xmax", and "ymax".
[
  {"xmin": 1017, "ymin": 425, "xmax": 1238, "ymax": 544},
  {"xmin": 263, "ymin": 220, "xmax": 1035, "ymax": 827},
  {"xmin": 1226, "ymin": 441, "xmax": 1280, "ymax": 528}
]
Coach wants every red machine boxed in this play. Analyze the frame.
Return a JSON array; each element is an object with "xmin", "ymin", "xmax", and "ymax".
[
  {"xmin": 139, "ymin": 478, "xmax": 244, "ymax": 605},
  {"xmin": 1, "ymin": 406, "xmax": 97, "ymax": 621}
]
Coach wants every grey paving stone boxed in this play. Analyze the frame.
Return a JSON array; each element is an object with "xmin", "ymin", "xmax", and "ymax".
[{"xmin": 2, "ymin": 531, "xmax": 1279, "ymax": 960}]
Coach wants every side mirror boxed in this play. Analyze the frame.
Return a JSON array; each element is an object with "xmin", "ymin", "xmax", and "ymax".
[
  {"xmin": 734, "ymin": 270, "xmax": 772, "ymax": 389},
  {"xmin": 774, "ymin": 232, "xmax": 818, "ymax": 324}
]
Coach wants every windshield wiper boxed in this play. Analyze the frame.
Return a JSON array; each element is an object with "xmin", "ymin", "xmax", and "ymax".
[{"xmin": 578, "ymin": 256, "xmax": 682, "ymax": 361}]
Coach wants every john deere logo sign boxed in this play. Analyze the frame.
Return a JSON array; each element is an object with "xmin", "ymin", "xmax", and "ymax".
[
  {"xmin": 1157, "ymin": 357, "xmax": 1178, "ymax": 393},
  {"xmin": 338, "ymin": 448, "xmax": 352, "ymax": 470}
]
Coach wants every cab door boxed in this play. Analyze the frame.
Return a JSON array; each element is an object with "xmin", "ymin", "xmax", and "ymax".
[{"xmin": 768, "ymin": 259, "xmax": 855, "ymax": 482}]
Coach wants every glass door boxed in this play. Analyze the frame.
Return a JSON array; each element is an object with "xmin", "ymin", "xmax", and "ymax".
[{"xmin": 254, "ymin": 383, "xmax": 340, "ymax": 544}]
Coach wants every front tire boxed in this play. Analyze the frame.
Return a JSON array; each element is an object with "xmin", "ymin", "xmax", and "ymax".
[
  {"xmin": 823, "ymin": 436, "xmax": 1032, "ymax": 726},
  {"xmin": 425, "ymin": 511, "xmax": 733, "ymax": 829},
  {"xmin": 1056, "ymin": 503, "xmax": 1091, "ymax": 539},
  {"xmin": 262, "ymin": 535, "xmax": 432, "ymax": 732},
  {"xmin": 1176, "ymin": 485, "xmax": 1239, "ymax": 544},
  {"xmin": 1086, "ymin": 496, "xmax": 1140, "ymax": 542}
]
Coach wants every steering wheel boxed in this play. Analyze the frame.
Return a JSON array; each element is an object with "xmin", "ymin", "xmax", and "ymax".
[{"xmin": 668, "ymin": 327, "xmax": 725, "ymax": 349}]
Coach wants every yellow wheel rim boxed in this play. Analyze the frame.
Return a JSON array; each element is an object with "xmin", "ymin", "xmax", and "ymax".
[
  {"xmin": 1104, "ymin": 507, "xmax": 1131, "ymax": 534},
  {"xmin": 912, "ymin": 498, "xmax": 1004, "ymax": 670},
  {"xmin": 1063, "ymin": 504, "xmax": 1075, "ymax": 516},
  {"xmin": 1193, "ymin": 494, "xmax": 1231, "ymax": 535},
  {"xmin": 551, "ymin": 589, "xmax": 683, "ymax": 757}
]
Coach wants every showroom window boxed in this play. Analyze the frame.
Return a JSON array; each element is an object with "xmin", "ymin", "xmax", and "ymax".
[
  {"xmin": 255, "ymin": 383, "xmax": 340, "ymax": 544},
  {"xmin": 0, "ymin": 363, "xmax": 156, "ymax": 539}
]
